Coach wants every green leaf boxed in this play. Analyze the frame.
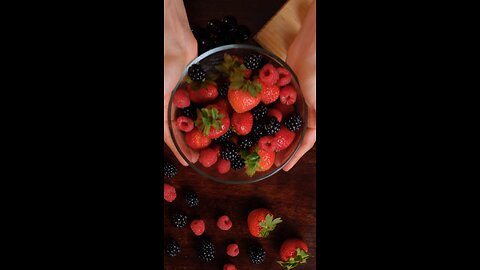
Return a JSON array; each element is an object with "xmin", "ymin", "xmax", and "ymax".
[
  {"xmin": 230, "ymin": 80, "xmax": 244, "ymax": 90},
  {"xmin": 184, "ymin": 76, "xmax": 193, "ymax": 84},
  {"xmin": 224, "ymin": 53, "xmax": 233, "ymax": 65}
]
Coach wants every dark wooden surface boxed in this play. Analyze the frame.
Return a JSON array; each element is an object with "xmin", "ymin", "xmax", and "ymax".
[
  {"xmin": 163, "ymin": 143, "xmax": 316, "ymax": 270},
  {"xmin": 164, "ymin": 1, "xmax": 316, "ymax": 269}
]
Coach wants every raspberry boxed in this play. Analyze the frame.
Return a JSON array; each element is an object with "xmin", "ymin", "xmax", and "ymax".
[
  {"xmin": 223, "ymin": 264, "xmax": 237, "ymax": 270},
  {"xmin": 267, "ymin": 108, "xmax": 283, "ymax": 122},
  {"xmin": 274, "ymin": 125, "xmax": 296, "ymax": 151},
  {"xmin": 217, "ymin": 159, "xmax": 231, "ymax": 174},
  {"xmin": 199, "ymin": 148, "xmax": 219, "ymax": 168},
  {"xmin": 226, "ymin": 243, "xmax": 239, "ymax": 257},
  {"xmin": 190, "ymin": 219, "xmax": 205, "ymax": 236},
  {"xmin": 244, "ymin": 68, "xmax": 252, "ymax": 79},
  {"xmin": 279, "ymin": 85, "xmax": 297, "ymax": 105},
  {"xmin": 173, "ymin": 88, "xmax": 190, "ymax": 108},
  {"xmin": 274, "ymin": 102, "xmax": 295, "ymax": 117},
  {"xmin": 217, "ymin": 215, "xmax": 233, "ymax": 231},
  {"xmin": 211, "ymin": 144, "xmax": 221, "ymax": 157},
  {"xmin": 258, "ymin": 136, "xmax": 277, "ymax": 152},
  {"xmin": 259, "ymin": 63, "xmax": 279, "ymax": 86},
  {"xmin": 164, "ymin": 183, "xmax": 176, "ymax": 202},
  {"xmin": 276, "ymin": 67, "xmax": 292, "ymax": 87},
  {"xmin": 176, "ymin": 116, "xmax": 194, "ymax": 132}
]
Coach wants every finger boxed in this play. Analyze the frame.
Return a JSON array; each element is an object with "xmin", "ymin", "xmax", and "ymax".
[{"xmin": 282, "ymin": 129, "xmax": 316, "ymax": 171}]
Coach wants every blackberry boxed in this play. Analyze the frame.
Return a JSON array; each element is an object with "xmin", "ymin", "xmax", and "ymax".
[
  {"xmin": 252, "ymin": 122, "xmax": 266, "ymax": 138},
  {"xmin": 248, "ymin": 245, "xmax": 266, "ymax": 264},
  {"xmin": 165, "ymin": 239, "xmax": 181, "ymax": 257},
  {"xmin": 180, "ymin": 105, "xmax": 197, "ymax": 120},
  {"xmin": 235, "ymin": 25, "xmax": 250, "ymax": 42},
  {"xmin": 220, "ymin": 141, "xmax": 239, "ymax": 161},
  {"xmin": 251, "ymin": 104, "xmax": 267, "ymax": 121},
  {"xmin": 230, "ymin": 156, "xmax": 245, "ymax": 170},
  {"xmin": 188, "ymin": 64, "xmax": 206, "ymax": 82},
  {"xmin": 284, "ymin": 113, "xmax": 303, "ymax": 132},
  {"xmin": 221, "ymin": 16, "xmax": 237, "ymax": 31},
  {"xmin": 244, "ymin": 54, "xmax": 263, "ymax": 71},
  {"xmin": 207, "ymin": 19, "xmax": 224, "ymax": 35},
  {"xmin": 185, "ymin": 191, "xmax": 199, "ymax": 207},
  {"xmin": 213, "ymin": 129, "xmax": 233, "ymax": 143},
  {"xmin": 197, "ymin": 238, "xmax": 215, "ymax": 262},
  {"xmin": 218, "ymin": 83, "xmax": 228, "ymax": 98},
  {"xmin": 171, "ymin": 211, "xmax": 188, "ymax": 228},
  {"xmin": 263, "ymin": 117, "xmax": 281, "ymax": 135},
  {"xmin": 164, "ymin": 161, "xmax": 178, "ymax": 178},
  {"xmin": 238, "ymin": 134, "xmax": 255, "ymax": 150}
]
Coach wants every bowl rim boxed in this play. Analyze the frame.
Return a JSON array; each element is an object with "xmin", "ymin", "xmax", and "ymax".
[{"xmin": 167, "ymin": 44, "xmax": 308, "ymax": 184}]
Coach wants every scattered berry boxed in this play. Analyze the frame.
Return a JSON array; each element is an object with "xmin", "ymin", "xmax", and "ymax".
[
  {"xmin": 199, "ymin": 148, "xmax": 219, "ymax": 168},
  {"xmin": 213, "ymin": 129, "xmax": 234, "ymax": 143},
  {"xmin": 176, "ymin": 116, "xmax": 194, "ymax": 132},
  {"xmin": 185, "ymin": 191, "xmax": 199, "ymax": 207},
  {"xmin": 263, "ymin": 117, "xmax": 281, "ymax": 135},
  {"xmin": 172, "ymin": 211, "xmax": 188, "ymax": 228},
  {"xmin": 244, "ymin": 54, "xmax": 263, "ymax": 71},
  {"xmin": 181, "ymin": 104, "xmax": 198, "ymax": 120},
  {"xmin": 223, "ymin": 264, "xmax": 237, "ymax": 270},
  {"xmin": 251, "ymin": 103, "xmax": 268, "ymax": 121},
  {"xmin": 164, "ymin": 161, "xmax": 178, "ymax": 178},
  {"xmin": 232, "ymin": 111, "xmax": 253, "ymax": 135},
  {"xmin": 276, "ymin": 67, "xmax": 292, "ymax": 87},
  {"xmin": 279, "ymin": 85, "xmax": 297, "ymax": 105},
  {"xmin": 217, "ymin": 215, "xmax": 233, "ymax": 231},
  {"xmin": 218, "ymin": 83, "xmax": 228, "ymax": 98},
  {"xmin": 235, "ymin": 25, "xmax": 250, "ymax": 41},
  {"xmin": 248, "ymin": 244, "xmax": 266, "ymax": 264},
  {"xmin": 188, "ymin": 64, "xmax": 206, "ymax": 82},
  {"xmin": 226, "ymin": 243, "xmax": 239, "ymax": 257},
  {"xmin": 258, "ymin": 136, "xmax": 277, "ymax": 152},
  {"xmin": 259, "ymin": 63, "xmax": 279, "ymax": 86},
  {"xmin": 267, "ymin": 108, "xmax": 283, "ymax": 122},
  {"xmin": 173, "ymin": 89, "xmax": 190, "ymax": 108},
  {"xmin": 230, "ymin": 156, "xmax": 245, "ymax": 170},
  {"xmin": 197, "ymin": 238, "xmax": 216, "ymax": 262},
  {"xmin": 278, "ymin": 239, "xmax": 309, "ymax": 269},
  {"xmin": 217, "ymin": 159, "xmax": 231, "ymax": 174},
  {"xmin": 284, "ymin": 113, "xmax": 303, "ymax": 132},
  {"xmin": 274, "ymin": 125, "xmax": 296, "ymax": 151},
  {"xmin": 248, "ymin": 208, "xmax": 282, "ymax": 238},
  {"xmin": 165, "ymin": 239, "xmax": 181, "ymax": 257},
  {"xmin": 190, "ymin": 219, "xmax": 206, "ymax": 236},
  {"xmin": 220, "ymin": 141, "xmax": 239, "ymax": 161},
  {"xmin": 221, "ymin": 16, "xmax": 237, "ymax": 31},
  {"xmin": 164, "ymin": 183, "xmax": 176, "ymax": 202}
]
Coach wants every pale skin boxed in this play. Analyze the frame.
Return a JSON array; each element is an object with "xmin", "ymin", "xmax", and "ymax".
[{"xmin": 164, "ymin": 0, "xmax": 316, "ymax": 171}]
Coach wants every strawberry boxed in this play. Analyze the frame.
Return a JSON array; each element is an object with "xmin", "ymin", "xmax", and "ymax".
[
  {"xmin": 260, "ymin": 82, "xmax": 280, "ymax": 105},
  {"xmin": 164, "ymin": 183, "xmax": 176, "ymax": 202},
  {"xmin": 217, "ymin": 215, "xmax": 233, "ymax": 231},
  {"xmin": 223, "ymin": 264, "xmax": 237, "ymax": 270},
  {"xmin": 279, "ymin": 85, "xmax": 297, "ymax": 105},
  {"xmin": 267, "ymin": 108, "xmax": 283, "ymax": 122},
  {"xmin": 228, "ymin": 84, "xmax": 262, "ymax": 113},
  {"xmin": 274, "ymin": 125, "xmax": 296, "ymax": 152},
  {"xmin": 185, "ymin": 129, "xmax": 211, "ymax": 150},
  {"xmin": 259, "ymin": 63, "xmax": 280, "ymax": 86},
  {"xmin": 242, "ymin": 148, "xmax": 276, "ymax": 176},
  {"xmin": 226, "ymin": 243, "xmax": 239, "ymax": 257},
  {"xmin": 217, "ymin": 158, "xmax": 231, "ymax": 174},
  {"xmin": 277, "ymin": 239, "xmax": 309, "ymax": 270},
  {"xmin": 194, "ymin": 105, "xmax": 230, "ymax": 139},
  {"xmin": 187, "ymin": 83, "xmax": 218, "ymax": 104},
  {"xmin": 276, "ymin": 67, "xmax": 292, "ymax": 87},
  {"xmin": 176, "ymin": 116, "xmax": 194, "ymax": 132},
  {"xmin": 231, "ymin": 111, "xmax": 253, "ymax": 135},
  {"xmin": 199, "ymin": 148, "xmax": 219, "ymax": 168},
  {"xmin": 190, "ymin": 219, "xmax": 206, "ymax": 236},
  {"xmin": 173, "ymin": 88, "xmax": 190, "ymax": 108},
  {"xmin": 247, "ymin": 208, "xmax": 282, "ymax": 238}
]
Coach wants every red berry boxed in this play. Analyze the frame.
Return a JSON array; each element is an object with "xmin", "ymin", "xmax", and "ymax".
[
  {"xmin": 231, "ymin": 111, "xmax": 253, "ymax": 135},
  {"xmin": 258, "ymin": 136, "xmax": 277, "ymax": 152},
  {"xmin": 164, "ymin": 183, "xmax": 176, "ymax": 202},
  {"xmin": 259, "ymin": 64, "xmax": 279, "ymax": 86},
  {"xmin": 244, "ymin": 68, "xmax": 252, "ymax": 79},
  {"xmin": 187, "ymin": 83, "xmax": 218, "ymax": 104},
  {"xmin": 217, "ymin": 159, "xmax": 231, "ymax": 174},
  {"xmin": 273, "ymin": 102, "xmax": 295, "ymax": 117},
  {"xmin": 185, "ymin": 129, "xmax": 212, "ymax": 150},
  {"xmin": 277, "ymin": 67, "xmax": 292, "ymax": 87},
  {"xmin": 230, "ymin": 134, "xmax": 238, "ymax": 144},
  {"xmin": 199, "ymin": 148, "xmax": 219, "ymax": 168},
  {"xmin": 217, "ymin": 215, "xmax": 233, "ymax": 231},
  {"xmin": 175, "ymin": 116, "xmax": 194, "ymax": 132},
  {"xmin": 173, "ymin": 88, "xmax": 190, "ymax": 108},
  {"xmin": 267, "ymin": 108, "xmax": 283, "ymax": 122},
  {"xmin": 274, "ymin": 125, "xmax": 296, "ymax": 151},
  {"xmin": 223, "ymin": 264, "xmax": 237, "ymax": 270},
  {"xmin": 260, "ymin": 83, "xmax": 280, "ymax": 105},
  {"xmin": 212, "ymin": 144, "xmax": 221, "ymax": 157},
  {"xmin": 190, "ymin": 219, "xmax": 205, "ymax": 236},
  {"xmin": 279, "ymin": 85, "xmax": 297, "ymax": 105},
  {"xmin": 226, "ymin": 243, "xmax": 239, "ymax": 257}
]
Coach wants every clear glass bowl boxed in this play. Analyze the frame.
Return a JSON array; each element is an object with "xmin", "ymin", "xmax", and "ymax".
[{"xmin": 167, "ymin": 44, "xmax": 307, "ymax": 184}]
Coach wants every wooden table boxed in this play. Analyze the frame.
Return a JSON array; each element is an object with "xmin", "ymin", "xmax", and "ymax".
[{"xmin": 164, "ymin": 1, "xmax": 316, "ymax": 269}]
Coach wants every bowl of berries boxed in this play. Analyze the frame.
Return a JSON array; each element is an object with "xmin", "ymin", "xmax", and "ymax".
[{"xmin": 168, "ymin": 44, "xmax": 307, "ymax": 184}]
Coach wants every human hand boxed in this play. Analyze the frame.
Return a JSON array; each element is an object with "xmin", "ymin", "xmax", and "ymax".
[
  {"xmin": 164, "ymin": 0, "xmax": 199, "ymax": 166},
  {"xmin": 275, "ymin": 0, "xmax": 316, "ymax": 171}
]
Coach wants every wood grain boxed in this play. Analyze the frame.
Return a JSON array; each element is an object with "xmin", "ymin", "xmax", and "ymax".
[
  {"xmin": 254, "ymin": 0, "xmax": 314, "ymax": 61},
  {"xmin": 164, "ymin": 143, "xmax": 316, "ymax": 270}
]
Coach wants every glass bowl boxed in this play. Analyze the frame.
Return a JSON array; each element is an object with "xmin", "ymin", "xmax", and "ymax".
[{"xmin": 167, "ymin": 44, "xmax": 307, "ymax": 184}]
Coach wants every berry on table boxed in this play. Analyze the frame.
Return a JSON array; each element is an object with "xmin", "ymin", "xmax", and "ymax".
[
  {"xmin": 173, "ymin": 88, "xmax": 190, "ymax": 108},
  {"xmin": 279, "ymin": 85, "xmax": 297, "ymax": 105},
  {"xmin": 188, "ymin": 64, "xmax": 206, "ymax": 82},
  {"xmin": 164, "ymin": 183, "xmax": 176, "ymax": 202},
  {"xmin": 172, "ymin": 211, "xmax": 188, "ymax": 228},
  {"xmin": 176, "ymin": 116, "xmax": 194, "ymax": 132},
  {"xmin": 284, "ymin": 113, "xmax": 303, "ymax": 132},
  {"xmin": 226, "ymin": 243, "xmax": 239, "ymax": 257},
  {"xmin": 259, "ymin": 63, "xmax": 279, "ymax": 86},
  {"xmin": 164, "ymin": 161, "xmax": 178, "ymax": 178},
  {"xmin": 234, "ymin": 25, "xmax": 250, "ymax": 41},
  {"xmin": 197, "ymin": 238, "xmax": 216, "ymax": 262},
  {"xmin": 221, "ymin": 16, "xmax": 237, "ymax": 31},
  {"xmin": 248, "ymin": 244, "xmax": 266, "ymax": 264},
  {"xmin": 190, "ymin": 219, "xmax": 205, "ymax": 236},
  {"xmin": 217, "ymin": 215, "xmax": 233, "ymax": 231},
  {"xmin": 165, "ymin": 239, "xmax": 181, "ymax": 257},
  {"xmin": 185, "ymin": 190, "xmax": 199, "ymax": 207},
  {"xmin": 223, "ymin": 264, "xmax": 237, "ymax": 270}
]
